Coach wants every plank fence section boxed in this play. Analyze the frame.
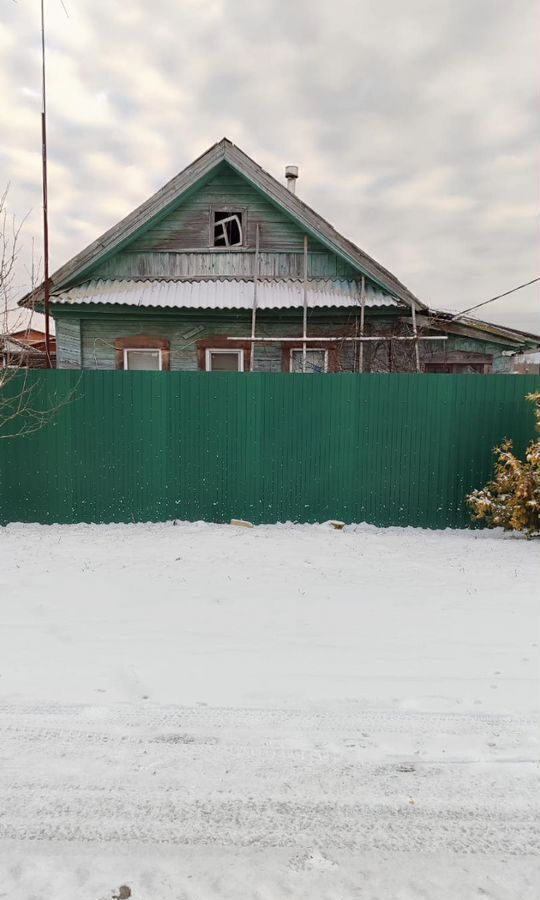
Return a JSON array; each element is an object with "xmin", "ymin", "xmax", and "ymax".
[{"xmin": 1, "ymin": 372, "xmax": 539, "ymax": 528}]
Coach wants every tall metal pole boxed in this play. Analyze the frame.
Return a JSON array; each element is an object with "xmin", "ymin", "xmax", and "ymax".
[{"xmin": 41, "ymin": 0, "xmax": 52, "ymax": 367}]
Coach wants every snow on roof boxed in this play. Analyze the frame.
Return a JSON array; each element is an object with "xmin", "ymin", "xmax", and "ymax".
[{"xmin": 52, "ymin": 278, "xmax": 401, "ymax": 311}]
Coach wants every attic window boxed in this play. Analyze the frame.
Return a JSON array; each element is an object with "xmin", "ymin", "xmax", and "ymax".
[{"xmin": 213, "ymin": 211, "xmax": 243, "ymax": 247}]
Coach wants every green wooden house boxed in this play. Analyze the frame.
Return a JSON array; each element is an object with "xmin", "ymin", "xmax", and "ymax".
[{"xmin": 21, "ymin": 139, "xmax": 539, "ymax": 373}]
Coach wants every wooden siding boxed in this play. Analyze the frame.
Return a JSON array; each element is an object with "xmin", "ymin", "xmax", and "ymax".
[
  {"xmin": 90, "ymin": 250, "xmax": 358, "ymax": 280},
  {"xmin": 125, "ymin": 168, "xmax": 329, "ymax": 253},
  {"xmin": 55, "ymin": 318, "xmax": 81, "ymax": 369},
  {"xmin": 75, "ymin": 312, "xmax": 369, "ymax": 372},
  {"xmin": 88, "ymin": 166, "xmax": 358, "ymax": 281},
  {"xmin": 422, "ymin": 336, "xmax": 515, "ymax": 373},
  {"xmin": 53, "ymin": 311, "xmax": 517, "ymax": 374}
]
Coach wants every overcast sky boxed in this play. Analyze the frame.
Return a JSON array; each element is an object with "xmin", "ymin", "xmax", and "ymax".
[{"xmin": 1, "ymin": 0, "xmax": 538, "ymax": 331}]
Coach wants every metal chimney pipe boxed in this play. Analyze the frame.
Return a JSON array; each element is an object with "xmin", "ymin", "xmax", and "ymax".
[{"xmin": 285, "ymin": 165, "xmax": 298, "ymax": 193}]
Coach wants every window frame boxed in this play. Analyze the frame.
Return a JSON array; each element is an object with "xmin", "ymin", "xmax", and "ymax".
[
  {"xmin": 280, "ymin": 340, "xmax": 338, "ymax": 373},
  {"xmin": 115, "ymin": 336, "xmax": 170, "ymax": 370},
  {"xmin": 289, "ymin": 347, "xmax": 329, "ymax": 374},
  {"xmin": 209, "ymin": 206, "xmax": 248, "ymax": 250},
  {"xmin": 123, "ymin": 347, "xmax": 163, "ymax": 371},
  {"xmin": 196, "ymin": 336, "xmax": 252, "ymax": 371},
  {"xmin": 205, "ymin": 348, "xmax": 245, "ymax": 372}
]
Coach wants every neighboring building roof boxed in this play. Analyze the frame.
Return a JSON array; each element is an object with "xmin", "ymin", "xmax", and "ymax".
[
  {"xmin": 8, "ymin": 328, "xmax": 50, "ymax": 345},
  {"xmin": 1, "ymin": 331, "xmax": 56, "ymax": 362},
  {"xmin": 20, "ymin": 137, "xmax": 424, "ymax": 312},
  {"xmin": 411, "ymin": 309, "xmax": 540, "ymax": 349},
  {"xmin": 1, "ymin": 330, "xmax": 56, "ymax": 350},
  {"xmin": 51, "ymin": 277, "xmax": 400, "ymax": 311}
]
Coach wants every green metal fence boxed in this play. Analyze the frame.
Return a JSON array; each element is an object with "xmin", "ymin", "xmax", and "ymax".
[{"xmin": 1, "ymin": 371, "xmax": 539, "ymax": 528}]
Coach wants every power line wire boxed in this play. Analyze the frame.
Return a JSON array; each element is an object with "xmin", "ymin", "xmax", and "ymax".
[{"xmin": 449, "ymin": 277, "xmax": 540, "ymax": 321}]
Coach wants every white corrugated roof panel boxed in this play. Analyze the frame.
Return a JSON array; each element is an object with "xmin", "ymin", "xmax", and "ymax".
[{"xmin": 52, "ymin": 279, "xmax": 401, "ymax": 310}]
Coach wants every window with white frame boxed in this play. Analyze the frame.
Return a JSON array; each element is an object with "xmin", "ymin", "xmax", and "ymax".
[
  {"xmin": 205, "ymin": 349, "xmax": 244, "ymax": 372},
  {"xmin": 123, "ymin": 348, "xmax": 162, "ymax": 371},
  {"xmin": 290, "ymin": 348, "xmax": 328, "ymax": 373}
]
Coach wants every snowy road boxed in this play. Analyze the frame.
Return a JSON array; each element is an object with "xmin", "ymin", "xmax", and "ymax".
[
  {"xmin": 0, "ymin": 522, "xmax": 538, "ymax": 898},
  {"xmin": 1, "ymin": 702, "xmax": 538, "ymax": 849},
  {"xmin": 1, "ymin": 701, "xmax": 539, "ymax": 897}
]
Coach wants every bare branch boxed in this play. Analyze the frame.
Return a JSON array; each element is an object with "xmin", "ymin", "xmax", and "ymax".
[
  {"xmin": 0, "ymin": 371, "xmax": 79, "ymax": 439},
  {"xmin": 1, "ymin": 185, "xmax": 72, "ymax": 438}
]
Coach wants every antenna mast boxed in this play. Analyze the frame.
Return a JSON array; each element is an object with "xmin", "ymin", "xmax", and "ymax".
[{"xmin": 40, "ymin": 0, "xmax": 52, "ymax": 367}]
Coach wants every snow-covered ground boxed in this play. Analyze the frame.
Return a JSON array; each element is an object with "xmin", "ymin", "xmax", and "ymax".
[{"xmin": 0, "ymin": 522, "xmax": 538, "ymax": 899}]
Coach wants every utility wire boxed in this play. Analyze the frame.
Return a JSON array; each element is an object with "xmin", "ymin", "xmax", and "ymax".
[{"xmin": 448, "ymin": 277, "xmax": 540, "ymax": 321}]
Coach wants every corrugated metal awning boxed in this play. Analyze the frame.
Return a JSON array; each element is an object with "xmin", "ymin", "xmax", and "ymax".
[{"xmin": 52, "ymin": 278, "xmax": 401, "ymax": 310}]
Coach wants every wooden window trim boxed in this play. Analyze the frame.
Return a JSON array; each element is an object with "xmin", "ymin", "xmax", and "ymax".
[
  {"xmin": 115, "ymin": 335, "xmax": 170, "ymax": 370},
  {"xmin": 280, "ymin": 340, "xmax": 338, "ymax": 373},
  {"xmin": 197, "ymin": 336, "xmax": 252, "ymax": 371}
]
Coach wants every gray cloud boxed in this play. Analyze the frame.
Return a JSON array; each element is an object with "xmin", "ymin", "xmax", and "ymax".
[{"xmin": 1, "ymin": 0, "xmax": 538, "ymax": 331}]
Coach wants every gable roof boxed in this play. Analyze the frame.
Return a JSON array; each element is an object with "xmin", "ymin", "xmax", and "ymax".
[{"xmin": 20, "ymin": 137, "xmax": 424, "ymax": 311}]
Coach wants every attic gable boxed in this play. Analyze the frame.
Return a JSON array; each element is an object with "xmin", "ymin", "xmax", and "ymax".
[
  {"xmin": 89, "ymin": 164, "xmax": 362, "ymax": 282},
  {"xmin": 119, "ymin": 164, "xmax": 330, "ymax": 255},
  {"xmin": 20, "ymin": 138, "xmax": 424, "ymax": 310}
]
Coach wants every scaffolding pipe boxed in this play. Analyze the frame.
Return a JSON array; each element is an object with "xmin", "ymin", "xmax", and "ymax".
[
  {"xmin": 359, "ymin": 276, "xmax": 366, "ymax": 373},
  {"xmin": 302, "ymin": 235, "xmax": 308, "ymax": 373},
  {"xmin": 411, "ymin": 298, "xmax": 420, "ymax": 373},
  {"xmin": 249, "ymin": 223, "xmax": 260, "ymax": 372},
  {"xmin": 229, "ymin": 336, "xmax": 447, "ymax": 343},
  {"xmin": 353, "ymin": 308, "xmax": 359, "ymax": 372}
]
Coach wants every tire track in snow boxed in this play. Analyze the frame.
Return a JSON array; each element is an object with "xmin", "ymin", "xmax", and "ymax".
[{"xmin": 0, "ymin": 703, "xmax": 538, "ymax": 856}]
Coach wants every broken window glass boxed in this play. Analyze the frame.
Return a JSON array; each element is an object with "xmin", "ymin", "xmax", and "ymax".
[
  {"xmin": 213, "ymin": 211, "xmax": 243, "ymax": 247},
  {"xmin": 290, "ymin": 349, "xmax": 328, "ymax": 373}
]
